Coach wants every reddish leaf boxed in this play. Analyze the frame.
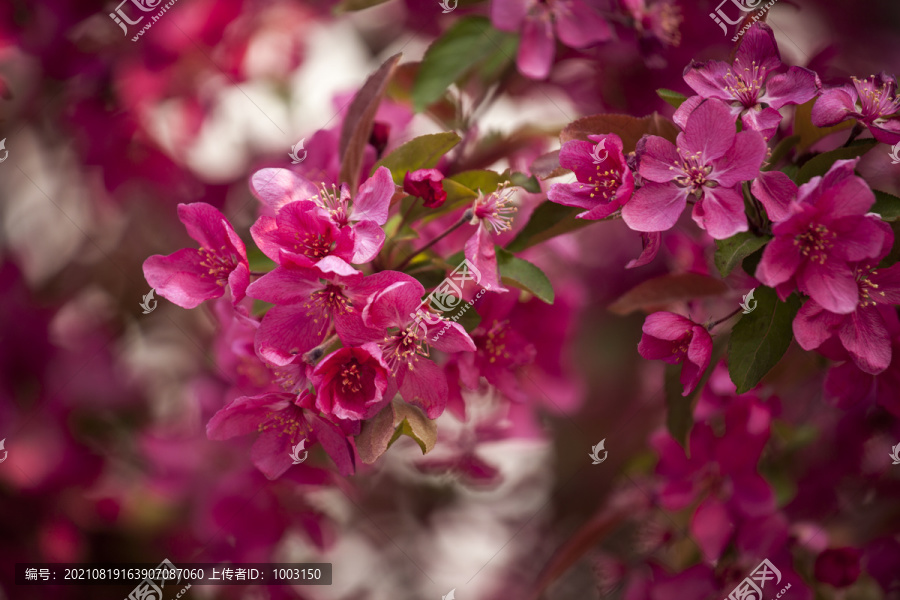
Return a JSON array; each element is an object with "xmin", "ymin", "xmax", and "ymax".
[
  {"xmin": 608, "ymin": 273, "xmax": 729, "ymax": 316},
  {"xmin": 339, "ymin": 53, "xmax": 402, "ymax": 193},
  {"xmin": 355, "ymin": 402, "xmax": 395, "ymax": 464},
  {"xmin": 530, "ymin": 150, "xmax": 567, "ymax": 180},
  {"xmin": 560, "ymin": 112, "xmax": 679, "ymax": 152}
]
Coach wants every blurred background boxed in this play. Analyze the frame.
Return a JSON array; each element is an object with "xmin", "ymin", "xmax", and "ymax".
[{"xmin": 2, "ymin": 0, "xmax": 900, "ymax": 598}]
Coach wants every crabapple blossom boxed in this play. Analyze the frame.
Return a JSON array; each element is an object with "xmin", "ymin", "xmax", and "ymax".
[
  {"xmin": 637, "ymin": 312, "xmax": 712, "ymax": 396},
  {"xmin": 812, "ymin": 72, "xmax": 900, "ymax": 144}
]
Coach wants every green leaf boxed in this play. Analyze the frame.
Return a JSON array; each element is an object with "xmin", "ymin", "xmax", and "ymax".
[
  {"xmin": 872, "ymin": 189, "xmax": 900, "ymax": 221},
  {"xmin": 608, "ymin": 273, "xmax": 729, "ymax": 316},
  {"xmin": 388, "ymin": 401, "xmax": 437, "ymax": 455},
  {"xmin": 373, "ymin": 132, "xmax": 461, "ymax": 184},
  {"xmin": 714, "ymin": 232, "xmax": 772, "ymax": 277},
  {"xmin": 795, "ymin": 139, "xmax": 877, "ymax": 184},
  {"xmin": 742, "ymin": 244, "xmax": 767, "ymax": 277},
  {"xmin": 765, "ymin": 134, "xmax": 800, "ymax": 170},
  {"xmin": 412, "ymin": 17, "xmax": 517, "ymax": 112},
  {"xmin": 505, "ymin": 201, "xmax": 595, "ymax": 253},
  {"xmin": 508, "ymin": 171, "xmax": 541, "ymax": 193},
  {"xmin": 495, "ymin": 247, "xmax": 555, "ymax": 304},
  {"xmin": 355, "ymin": 399, "xmax": 438, "ymax": 463},
  {"xmin": 560, "ymin": 112, "xmax": 679, "ymax": 153},
  {"xmin": 449, "ymin": 169, "xmax": 505, "ymax": 193},
  {"xmin": 339, "ymin": 53, "xmax": 402, "ymax": 192},
  {"xmin": 656, "ymin": 88, "xmax": 688, "ymax": 108},
  {"xmin": 728, "ymin": 287, "xmax": 801, "ymax": 394}
]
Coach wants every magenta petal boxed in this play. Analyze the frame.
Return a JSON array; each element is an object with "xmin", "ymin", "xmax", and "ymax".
[
  {"xmin": 517, "ymin": 13, "xmax": 555, "ymax": 80},
  {"xmin": 626, "ymin": 231, "xmax": 662, "ymax": 269},
  {"xmin": 682, "ymin": 326, "xmax": 712, "ymax": 395},
  {"xmin": 642, "ymin": 311, "xmax": 693, "ymax": 341},
  {"xmin": 811, "ymin": 86, "xmax": 858, "ymax": 127},
  {"xmin": 692, "ymin": 186, "xmax": 748, "ymax": 240},
  {"xmin": 207, "ymin": 394, "xmax": 292, "ymax": 440},
  {"xmin": 636, "ymin": 135, "xmax": 681, "ymax": 183},
  {"xmin": 547, "ymin": 181, "xmax": 597, "ymax": 211},
  {"xmin": 869, "ymin": 121, "xmax": 900, "ymax": 145},
  {"xmin": 621, "ymin": 182, "xmax": 687, "ymax": 233},
  {"xmin": 553, "ymin": 0, "xmax": 611, "ymax": 48},
  {"xmin": 398, "ymin": 359, "xmax": 448, "ymax": 419},
  {"xmin": 679, "ymin": 100, "xmax": 737, "ymax": 162},
  {"xmin": 764, "ymin": 67, "xmax": 820, "ymax": 109},
  {"xmin": 352, "ymin": 167, "xmax": 394, "ymax": 225},
  {"xmin": 490, "ymin": 0, "xmax": 528, "ymax": 32},
  {"xmin": 363, "ymin": 280, "xmax": 425, "ymax": 330},
  {"xmin": 740, "ymin": 107, "xmax": 783, "ymax": 140},
  {"xmin": 246, "ymin": 266, "xmax": 321, "ymax": 304},
  {"xmin": 250, "ymin": 168, "xmax": 319, "ymax": 212},
  {"xmin": 427, "ymin": 321, "xmax": 476, "ymax": 353},
  {"xmin": 682, "ymin": 60, "xmax": 733, "ymax": 101},
  {"xmin": 177, "ymin": 203, "xmax": 236, "ymax": 250},
  {"xmin": 309, "ymin": 414, "xmax": 355, "ymax": 476},
  {"xmin": 349, "ymin": 220, "xmax": 386, "ymax": 264},
  {"xmin": 735, "ymin": 23, "xmax": 781, "ymax": 73},
  {"xmin": 690, "ymin": 497, "xmax": 734, "ymax": 561},
  {"xmin": 793, "ymin": 300, "xmax": 843, "ymax": 350},
  {"xmin": 712, "ymin": 130, "xmax": 767, "ymax": 188},
  {"xmin": 251, "ymin": 431, "xmax": 295, "ymax": 480},
  {"xmin": 756, "ymin": 235, "xmax": 803, "ymax": 287},
  {"xmin": 464, "ymin": 226, "xmax": 507, "ymax": 292},
  {"xmin": 144, "ymin": 249, "xmax": 225, "ymax": 309},
  {"xmin": 255, "ymin": 304, "xmax": 329, "ymax": 366},
  {"xmin": 672, "ymin": 95, "xmax": 704, "ymax": 130},
  {"xmin": 751, "ymin": 170, "xmax": 796, "ymax": 222},
  {"xmin": 799, "ymin": 259, "xmax": 860, "ymax": 315},
  {"xmin": 839, "ymin": 309, "xmax": 891, "ymax": 374}
]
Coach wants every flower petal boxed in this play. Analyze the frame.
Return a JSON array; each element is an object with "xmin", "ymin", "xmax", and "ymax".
[{"xmin": 621, "ymin": 182, "xmax": 687, "ymax": 233}]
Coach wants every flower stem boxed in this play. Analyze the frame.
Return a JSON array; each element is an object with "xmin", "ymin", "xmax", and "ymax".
[
  {"xmin": 395, "ymin": 210, "xmax": 473, "ymax": 271},
  {"xmin": 708, "ymin": 306, "xmax": 743, "ymax": 331},
  {"xmin": 843, "ymin": 122, "xmax": 865, "ymax": 147}
]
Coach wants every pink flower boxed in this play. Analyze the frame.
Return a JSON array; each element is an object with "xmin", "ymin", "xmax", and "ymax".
[
  {"xmin": 361, "ymin": 280, "xmax": 476, "ymax": 418},
  {"xmin": 491, "ymin": 0, "xmax": 612, "ymax": 80},
  {"xmin": 250, "ymin": 201, "xmax": 355, "ymax": 269},
  {"xmin": 652, "ymin": 396, "xmax": 776, "ymax": 560},
  {"xmin": 206, "ymin": 390, "xmax": 355, "ymax": 479},
  {"xmin": 812, "ymin": 72, "xmax": 900, "ymax": 144},
  {"xmin": 465, "ymin": 185, "xmax": 518, "ymax": 291},
  {"xmin": 637, "ymin": 312, "xmax": 712, "ymax": 396},
  {"xmin": 547, "ymin": 134, "xmax": 635, "ymax": 220},
  {"xmin": 683, "ymin": 23, "xmax": 820, "ymax": 140},
  {"xmin": 143, "ymin": 203, "xmax": 249, "ymax": 309},
  {"xmin": 814, "ymin": 547, "xmax": 862, "ymax": 588},
  {"xmin": 403, "ymin": 168, "xmax": 446, "ymax": 208},
  {"xmin": 246, "ymin": 257, "xmax": 416, "ymax": 366},
  {"xmin": 620, "ymin": 99, "xmax": 767, "ymax": 239},
  {"xmin": 755, "ymin": 159, "xmax": 887, "ymax": 314},
  {"xmin": 457, "ymin": 291, "xmax": 536, "ymax": 402},
  {"xmin": 793, "ymin": 262, "xmax": 900, "ymax": 374},
  {"xmin": 250, "ymin": 166, "xmax": 395, "ymax": 265},
  {"xmin": 310, "ymin": 344, "xmax": 389, "ymax": 421}
]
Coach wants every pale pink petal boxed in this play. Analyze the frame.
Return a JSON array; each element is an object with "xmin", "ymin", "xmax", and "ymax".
[
  {"xmin": 621, "ymin": 182, "xmax": 687, "ymax": 233},
  {"xmin": 250, "ymin": 168, "xmax": 319, "ymax": 211},
  {"xmin": 352, "ymin": 167, "xmax": 394, "ymax": 225},
  {"xmin": 517, "ymin": 13, "xmax": 555, "ymax": 80},
  {"xmin": 464, "ymin": 226, "xmax": 507, "ymax": 292}
]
